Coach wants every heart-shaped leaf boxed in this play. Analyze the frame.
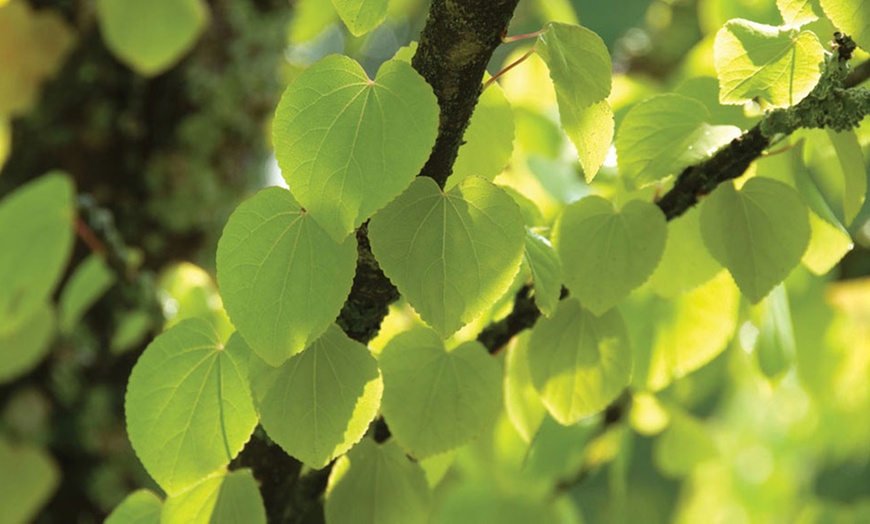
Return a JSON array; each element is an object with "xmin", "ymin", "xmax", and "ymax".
[
  {"xmin": 616, "ymin": 94, "xmax": 741, "ymax": 186},
  {"xmin": 777, "ymin": 0, "xmax": 823, "ymax": 26},
  {"xmin": 331, "ymin": 0, "xmax": 387, "ymax": 36},
  {"xmin": 216, "ymin": 187, "xmax": 356, "ymax": 365},
  {"xmin": 162, "ymin": 469, "xmax": 265, "ymax": 524},
  {"xmin": 369, "ymin": 177, "xmax": 525, "ymax": 337},
  {"xmin": 528, "ymin": 298, "xmax": 632, "ymax": 425},
  {"xmin": 715, "ymin": 19, "xmax": 824, "ymax": 107},
  {"xmin": 249, "ymin": 324, "xmax": 383, "ymax": 469},
  {"xmin": 125, "ymin": 321, "xmax": 258, "ymax": 495},
  {"xmin": 378, "ymin": 328, "xmax": 503, "ymax": 458},
  {"xmin": 273, "ymin": 55, "xmax": 439, "ymax": 241},
  {"xmin": 700, "ymin": 177, "xmax": 810, "ymax": 303},
  {"xmin": 105, "ymin": 490, "xmax": 162, "ymax": 524},
  {"xmin": 555, "ymin": 196, "xmax": 667, "ymax": 315},
  {"xmin": 326, "ymin": 439, "xmax": 432, "ymax": 524},
  {"xmin": 95, "ymin": 0, "xmax": 207, "ymax": 76}
]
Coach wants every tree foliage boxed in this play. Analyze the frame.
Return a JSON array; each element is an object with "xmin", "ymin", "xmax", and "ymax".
[{"xmin": 3, "ymin": 0, "xmax": 870, "ymax": 522}]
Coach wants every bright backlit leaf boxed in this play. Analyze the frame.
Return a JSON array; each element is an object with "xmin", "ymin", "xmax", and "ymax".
[
  {"xmin": 524, "ymin": 229, "xmax": 564, "ymax": 317},
  {"xmin": 826, "ymin": 129, "xmax": 866, "ymax": 226},
  {"xmin": 58, "ymin": 254, "xmax": 115, "ymax": 333},
  {"xmin": 755, "ymin": 284, "xmax": 796, "ymax": 379},
  {"xmin": 249, "ymin": 324, "xmax": 383, "ymax": 469},
  {"xmin": 820, "ymin": 0, "xmax": 870, "ymax": 51},
  {"xmin": 803, "ymin": 211, "xmax": 853, "ymax": 274},
  {"xmin": 554, "ymin": 196, "xmax": 667, "ymax": 316},
  {"xmin": 157, "ymin": 262, "xmax": 233, "ymax": 342},
  {"xmin": 448, "ymin": 81, "xmax": 515, "ymax": 189},
  {"xmin": 649, "ymin": 206, "xmax": 722, "ymax": 297},
  {"xmin": 645, "ymin": 271, "xmax": 740, "ymax": 391},
  {"xmin": 536, "ymin": 23, "xmax": 613, "ymax": 180},
  {"xmin": 777, "ymin": 0, "xmax": 823, "ymax": 26},
  {"xmin": 0, "ymin": 173, "xmax": 74, "ymax": 332},
  {"xmin": 616, "ymin": 94, "xmax": 741, "ymax": 185},
  {"xmin": 528, "ymin": 298, "xmax": 632, "ymax": 425},
  {"xmin": 273, "ymin": 55, "xmax": 438, "ymax": 241},
  {"xmin": 326, "ymin": 439, "xmax": 432, "ymax": 524},
  {"xmin": 95, "ymin": 0, "xmax": 208, "ymax": 76},
  {"xmin": 536, "ymin": 22, "xmax": 611, "ymax": 109},
  {"xmin": 0, "ymin": 119, "xmax": 9, "ymax": 169},
  {"xmin": 0, "ymin": 438, "xmax": 59, "ymax": 524},
  {"xmin": 378, "ymin": 328, "xmax": 503, "ymax": 458},
  {"xmin": 0, "ymin": 302, "xmax": 54, "ymax": 384},
  {"xmin": 331, "ymin": 0, "xmax": 387, "ymax": 36},
  {"xmin": 125, "ymin": 321, "xmax": 258, "ymax": 495},
  {"xmin": 369, "ymin": 177, "xmax": 525, "ymax": 338},
  {"xmin": 700, "ymin": 177, "xmax": 810, "ymax": 303},
  {"xmin": 216, "ymin": 187, "xmax": 356, "ymax": 365},
  {"xmin": 504, "ymin": 332, "xmax": 547, "ymax": 442},
  {"xmin": 105, "ymin": 490, "xmax": 162, "ymax": 524},
  {"xmin": 714, "ymin": 19, "xmax": 824, "ymax": 107},
  {"xmin": 162, "ymin": 469, "xmax": 265, "ymax": 524}
]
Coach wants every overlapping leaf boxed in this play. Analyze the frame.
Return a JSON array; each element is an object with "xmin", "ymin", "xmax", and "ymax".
[
  {"xmin": 616, "ymin": 94, "xmax": 741, "ymax": 185},
  {"xmin": 701, "ymin": 177, "xmax": 810, "ymax": 303},
  {"xmin": 777, "ymin": 0, "xmax": 823, "ymax": 26},
  {"xmin": 715, "ymin": 19, "xmax": 824, "ymax": 107},
  {"xmin": 273, "ymin": 55, "xmax": 439, "ymax": 241},
  {"xmin": 528, "ymin": 299, "xmax": 633, "ymax": 425},
  {"xmin": 0, "ymin": 173, "xmax": 74, "ymax": 332},
  {"xmin": 826, "ymin": 129, "xmax": 866, "ymax": 226},
  {"xmin": 536, "ymin": 22, "xmax": 613, "ymax": 180},
  {"xmin": 369, "ymin": 177, "xmax": 525, "ymax": 337},
  {"xmin": 648, "ymin": 206, "xmax": 722, "ymax": 297},
  {"xmin": 162, "ymin": 469, "xmax": 265, "ymax": 524},
  {"xmin": 555, "ymin": 196, "xmax": 667, "ymax": 315},
  {"xmin": 326, "ymin": 439, "xmax": 432, "ymax": 524},
  {"xmin": 524, "ymin": 229, "xmax": 563, "ymax": 317},
  {"xmin": 378, "ymin": 328, "xmax": 502, "ymax": 458},
  {"xmin": 95, "ymin": 0, "xmax": 208, "ymax": 76},
  {"xmin": 504, "ymin": 333, "xmax": 547, "ymax": 442},
  {"xmin": 125, "ymin": 321, "xmax": 258, "ymax": 495},
  {"xmin": 820, "ymin": 0, "xmax": 870, "ymax": 51},
  {"xmin": 216, "ymin": 187, "xmax": 356, "ymax": 365},
  {"xmin": 754, "ymin": 284, "xmax": 796, "ymax": 379},
  {"xmin": 331, "ymin": 0, "xmax": 387, "ymax": 36},
  {"xmin": 249, "ymin": 324, "xmax": 382, "ymax": 469},
  {"xmin": 105, "ymin": 490, "xmax": 162, "ymax": 524}
]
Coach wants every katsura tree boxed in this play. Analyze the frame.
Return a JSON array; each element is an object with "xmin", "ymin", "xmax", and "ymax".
[{"xmin": 4, "ymin": 0, "xmax": 870, "ymax": 522}]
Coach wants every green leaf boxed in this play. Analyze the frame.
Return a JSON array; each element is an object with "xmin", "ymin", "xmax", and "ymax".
[
  {"xmin": 504, "ymin": 332, "xmax": 547, "ymax": 442},
  {"xmin": 106, "ymin": 490, "xmax": 162, "ymax": 524},
  {"xmin": 536, "ymin": 23, "xmax": 613, "ymax": 179},
  {"xmin": 273, "ymin": 55, "xmax": 438, "ymax": 241},
  {"xmin": 554, "ymin": 196, "xmax": 667, "ymax": 316},
  {"xmin": 95, "ymin": 0, "xmax": 208, "ymax": 76},
  {"xmin": 0, "ymin": 119, "xmax": 9, "ymax": 171},
  {"xmin": 378, "ymin": 328, "xmax": 503, "ymax": 458},
  {"xmin": 125, "ymin": 321, "xmax": 258, "ymax": 495},
  {"xmin": 0, "ymin": 173, "xmax": 74, "ymax": 332},
  {"xmin": 162, "ymin": 469, "xmax": 265, "ymax": 524},
  {"xmin": 528, "ymin": 298, "xmax": 632, "ymax": 425},
  {"xmin": 803, "ymin": 210, "xmax": 853, "ymax": 274},
  {"xmin": 616, "ymin": 94, "xmax": 741, "ymax": 185},
  {"xmin": 536, "ymin": 22, "xmax": 612, "ymax": 109},
  {"xmin": 331, "ymin": 0, "xmax": 387, "ymax": 36},
  {"xmin": 820, "ymin": 0, "xmax": 870, "ymax": 51},
  {"xmin": 325, "ymin": 439, "xmax": 432, "ymax": 524},
  {"xmin": 0, "ymin": 438, "xmax": 59, "ymax": 524},
  {"xmin": 755, "ymin": 284, "xmax": 796, "ymax": 379},
  {"xmin": 777, "ymin": 0, "xmax": 823, "ymax": 26},
  {"xmin": 58, "ymin": 254, "xmax": 115, "ymax": 333},
  {"xmin": 448, "ymin": 81, "xmax": 515, "ymax": 189},
  {"xmin": 289, "ymin": 0, "xmax": 339, "ymax": 43},
  {"xmin": 157, "ymin": 262, "xmax": 233, "ymax": 342},
  {"xmin": 524, "ymin": 229, "xmax": 564, "ymax": 317},
  {"xmin": 645, "ymin": 271, "xmax": 740, "ymax": 391},
  {"xmin": 369, "ymin": 177, "xmax": 525, "ymax": 337},
  {"xmin": 249, "ymin": 324, "xmax": 382, "ymax": 469},
  {"xmin": 700, "ymin": 177, "xmax": 810, "ymax": 303},
  {"xmin": 826, "ymin": 129, "xmax": 866, "ymax": 226},
  {"xmin": 649, "ymin": 206, "xmax": 722, "ymax": 297},
  {"xmin": 714, "ymin": 19, "xmax": 824, "ymax": 107},
  {"xmin": 0, "ymin": 302, "xmax": 54, "ymax": 384},
  {"xmin": 216, "ymin": 187, "xmax": 356, "ymax": 365},
  {"xmin": 653, "ymin": 409, "xmax": 717, "ymax": 477}
]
